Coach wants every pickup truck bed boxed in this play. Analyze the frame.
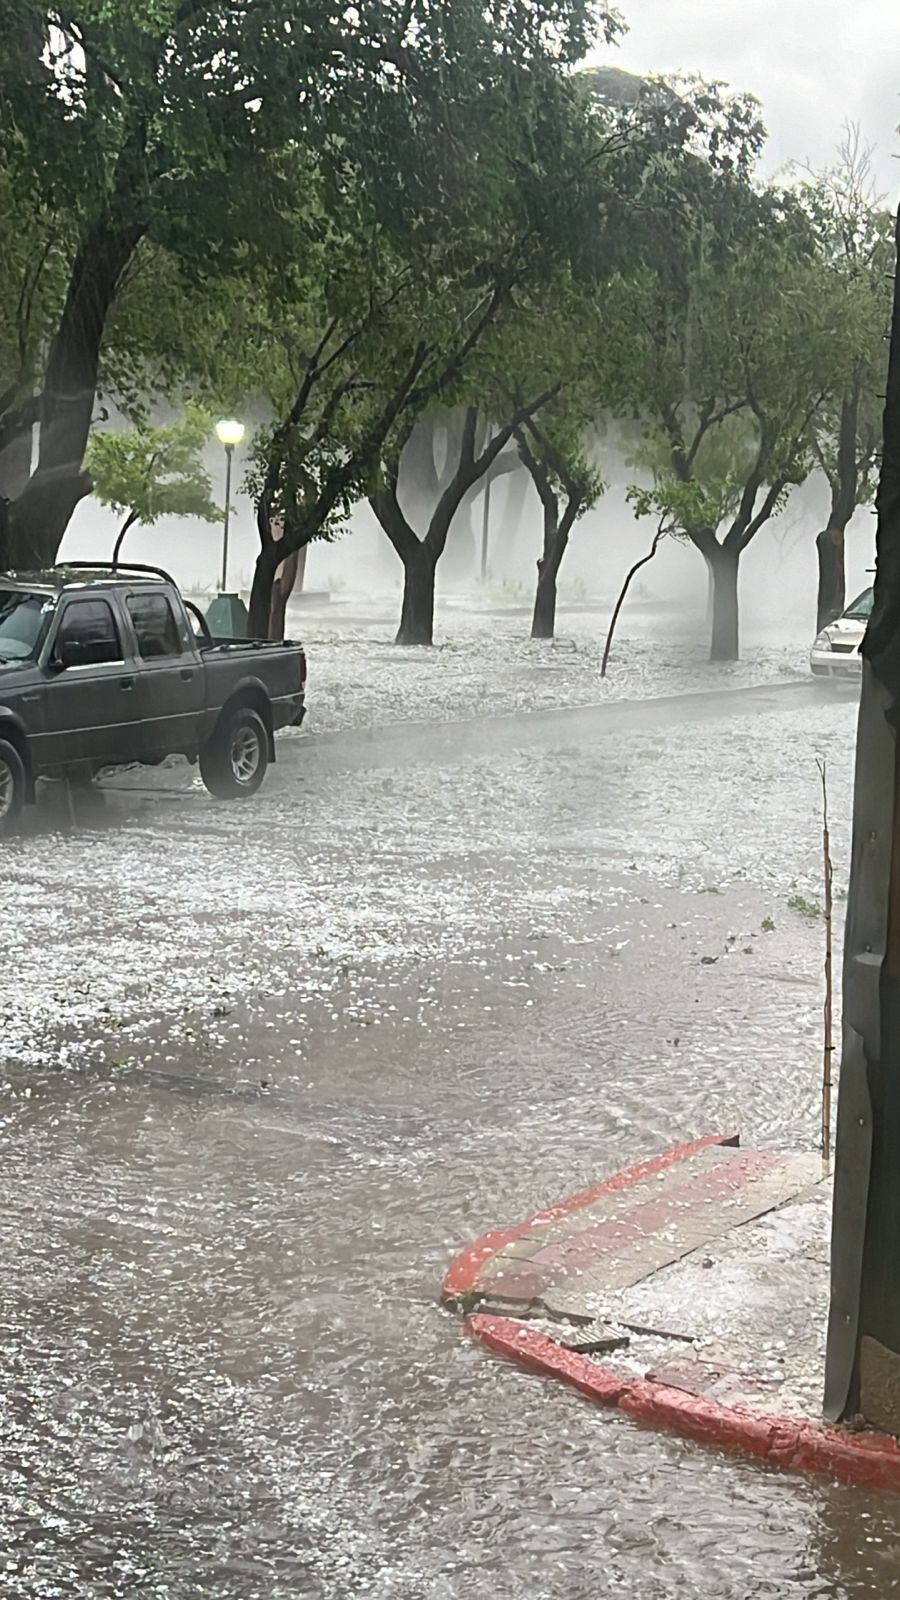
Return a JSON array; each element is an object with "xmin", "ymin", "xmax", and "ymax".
[{"xmin": 0, "ymin": 564, "xmax": 306, "ymax": 831}]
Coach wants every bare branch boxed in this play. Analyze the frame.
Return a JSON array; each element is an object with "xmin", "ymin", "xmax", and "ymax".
[{"xmin": 515, "ymin": 426, "xmax": 557, "ymax": 517}]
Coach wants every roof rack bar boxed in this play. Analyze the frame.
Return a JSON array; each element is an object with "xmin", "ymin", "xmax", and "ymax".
[{"xmin": 59, "ymin": 559, "xmax": 177, "ymax": 586}]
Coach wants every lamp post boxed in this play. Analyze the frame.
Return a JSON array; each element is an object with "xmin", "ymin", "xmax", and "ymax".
[
  {"xmin": 480, "ymin": 425, "xmax": 494, "ymax": 582},
  {"xmin": 215, "ymin": 418, "xmax": 245, "ymax": 592}
]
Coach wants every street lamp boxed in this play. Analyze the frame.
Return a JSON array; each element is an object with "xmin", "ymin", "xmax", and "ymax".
[{"xmin": 215, "ymin": 418, "xmax": 245, "ymax": 592}]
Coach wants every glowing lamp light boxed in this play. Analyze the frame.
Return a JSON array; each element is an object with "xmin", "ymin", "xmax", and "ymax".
[{"xmin": 215, "ymin": 418, "xmax": 245, "ymax": 449}]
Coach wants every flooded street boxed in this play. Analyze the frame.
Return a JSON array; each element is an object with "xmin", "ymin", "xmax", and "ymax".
[{"xmin": 3, "ymin": 681, "xmax": 899, "ymax": 1597}]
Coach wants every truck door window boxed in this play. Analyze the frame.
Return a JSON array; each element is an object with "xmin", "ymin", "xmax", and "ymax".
[
  {"xmin": 127, "ymin": 594, "xmax": 185, "ymax": 659},
  {"xmin": 56, "ymin": 600, "xmax": 123, "ymax": 666}
]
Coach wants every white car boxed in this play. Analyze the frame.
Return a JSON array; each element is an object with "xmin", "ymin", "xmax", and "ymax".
[{"xmin": 810, "ymin": 586, "xmax": 872, "ymax": 678}]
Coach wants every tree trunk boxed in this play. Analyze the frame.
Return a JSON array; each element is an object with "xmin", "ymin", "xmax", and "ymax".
[
  {"xmin": 531, "ymin": 552, "xmax": 562, "ymax": 638},
  {"xmin": 816, "ymin": 526, "xmax": 847, "ymax": 633},
  {"xmin": 112, "ymin": 509, "xmax": 140, "ymax": 566},
  {"xmin": 249, "ymin": 541, "xmax": 281, "ymax": 639},
  {"xmin": 396, "ymin": 548, "xmax": 436, "ymax": 645},
  {"xmin": 707, "ymin": 544, "xmax": 741, "ymax": 662},
  {"xmin": 0, "ymin": 427, "xmax": 31, "ymax": 505},
  {"xmin": 399, "ymin": 411, "xmax": 475, "ymax": 584},
  {"xmin": 0, "ymin": 220, "xmax": 144, "ymax": 569},
  {"xmin": 269, "ymin": 546, "xmax": 305, "ymax": 640},
  {"xmin": 530, "ymin": 495, "xmax": 580, "ymax": 640}
]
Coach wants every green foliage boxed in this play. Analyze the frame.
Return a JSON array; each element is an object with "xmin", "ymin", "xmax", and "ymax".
[
  {"xmin": 0, "ymin": 0, "xmax": 621, "ymax": 562},
  {"xmin": 789, "ymin": 131, "xmax": 893, "ymax": 525},
  {"xmin": 615, "ymin": 166, "xmax": 835, "ymax": 557},
  {"xmin": 0, "ymin": 150, "xmax": 71, "ymax": 405},
  {"xmin": 85, "ymin": 406, "xmax": 220, "ymax": 528},
  {"xmin": 223, "ymin": 55, "xmax": 651, "ymax": 558},
  {"xmin": 613, "ymin": 119, "xmax": 891, "ymax": 584}
]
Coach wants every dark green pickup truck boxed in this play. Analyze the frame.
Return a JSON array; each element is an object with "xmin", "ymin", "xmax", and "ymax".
[{"xmin": 0, "ymin": 563, "xmax": 306, "ymax": 833}]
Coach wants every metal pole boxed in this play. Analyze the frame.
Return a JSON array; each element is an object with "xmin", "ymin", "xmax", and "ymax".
[
  {"xmin": 481, "ymin": 473, "xmax": 492, "ymax": 583},
  {"xmin": 825, "ymin": 215, "xmax": 900, "ymax": 1432},
  {"xmin": 221, "ymin": 444, "xmax": 233, "ymax": 593}
]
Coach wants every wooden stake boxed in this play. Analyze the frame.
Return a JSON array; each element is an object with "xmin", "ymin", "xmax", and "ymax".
[{"xmin": 817, "ymin": 758, "xmax": 834, "ymax": 1164}]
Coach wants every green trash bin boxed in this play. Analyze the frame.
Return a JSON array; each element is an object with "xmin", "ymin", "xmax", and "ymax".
[{"xmin": 206, "ymin": 592, "xmax": 250, "ymax": 640}]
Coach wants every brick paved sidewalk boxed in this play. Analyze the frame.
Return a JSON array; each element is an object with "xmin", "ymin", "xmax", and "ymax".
[{"xmin": 443, "ymin": 1135, "xmax": 900, "ymax": 1491}]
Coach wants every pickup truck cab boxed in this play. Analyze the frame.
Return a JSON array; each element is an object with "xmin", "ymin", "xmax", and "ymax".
[{"xmin": 0, "ymin": 563, "xmax": 306, "ymax": 832}]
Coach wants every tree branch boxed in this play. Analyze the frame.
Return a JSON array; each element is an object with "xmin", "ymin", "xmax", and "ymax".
[
  {"xmin": 515, "ymin": 426, "xmax": 557, "ymax": 517},
  {"xmin": 740, "ymin": 478, "xmax": 786, "ymax": 549},
  {"xmin": 424, "ymin": 387, "xmax": 558, "ymax": 561},
  {"xmin": 408, "ymin": 276, "xmax": 512, "ymax": 411},
  {"xmin": 273, "ymin": 340, "xmax": 430, "ymax": 563},
  {"xmin": 370, "ymin": 469, "xmax": 419, "ymax": 563}
]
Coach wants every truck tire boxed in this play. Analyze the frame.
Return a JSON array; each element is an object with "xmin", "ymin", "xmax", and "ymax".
[
  {"xmin": 0, "ymin": 738, "xmax": 27, "ymax": 835},
  {"xmin": 199, "ymin": 706, "xmax": 269, "ymax": 800}
]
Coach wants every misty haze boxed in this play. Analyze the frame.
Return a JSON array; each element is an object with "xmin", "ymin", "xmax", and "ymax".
[{"xmin": 1, "ymin": 3, "xmax": 900, "ymax": 1598}]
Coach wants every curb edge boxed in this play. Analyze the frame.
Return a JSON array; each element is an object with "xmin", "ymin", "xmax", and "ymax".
[
  {"xmin": 441, "ymin": 1131, "xmax": 739, "ymax": 1307},
  {"xmin": 465, "ymin": 1314, "xmax": 900, "ymax": 1493}
]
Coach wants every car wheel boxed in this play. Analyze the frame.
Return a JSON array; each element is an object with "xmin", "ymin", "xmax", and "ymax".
[
  {"xmin": 0, "ymin": 739, "xmax": 27, "ymax": 835},
  {"xmin": 199, "ymin": 707, "xmax": 269, "ymax": 800}
]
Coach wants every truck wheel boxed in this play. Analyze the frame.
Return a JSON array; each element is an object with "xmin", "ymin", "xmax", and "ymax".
[
  {"xmin": 199, "ymin": 707, "xmax": 269, "ymax": 800},
  {"xmin": 0, "ymin": 739, "xmax": 27, "ymax": 835}
]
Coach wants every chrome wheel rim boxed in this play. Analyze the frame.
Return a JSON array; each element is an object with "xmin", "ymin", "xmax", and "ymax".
[
  {"xmin": 230, "ymin": 725, "xmax": 261, "ymax": 784},
  {"xmin": 0, "ymin": 758, "xmax": 14, "ymax": 819}
]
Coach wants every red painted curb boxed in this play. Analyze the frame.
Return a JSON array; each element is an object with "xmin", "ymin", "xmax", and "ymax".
[
  {"xmin": 444, "ymin": 1135, "xmax": 900, "ymax": 1492},
  {"xmin": 466, "ymin": 1315, "xmax": 900, "ymax": 1494},
  {"xmin": 441, "ymin": 1131, "xmax": 739, "ymax": 1305}
]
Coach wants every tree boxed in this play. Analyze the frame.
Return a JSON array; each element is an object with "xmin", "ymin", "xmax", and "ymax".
[
  {"xmin": 396, "ymin": 410, "xmax": 519, "ymax": 584},
  {"xmin": 620, "ymin": 183, "xmax": 833, "ymax": 660},
  {"xmin": 793, "ymin": 132, "xmax": 892, "ymax": 631},
  {"xmin": 239, "ymin": 37, "xmax": 633, "ymax": 639},
  {"xmin": 462, "ymin": 271, "xmax": 609, "ymax": 639},
  {"xmin": 371, "ymin": 395, "xmax": 553, "ymax": 644},
  {"xmin": 364, "ymin": 77, "xmax": 761, "ymax": 643},
  {"xmin": 85, "ymin": 405, "xmax": 220, "ymax": 561},
  {"xmin": 0, "ymin": 148, "xmax": 69, "ymax": 506},
  {"xmin": 516, "ymin": 416, "xmax": 601, "ymax": 638},
  {"xmin": 0, "ymin": 0, "xmax": 616, "ymax": 571}
]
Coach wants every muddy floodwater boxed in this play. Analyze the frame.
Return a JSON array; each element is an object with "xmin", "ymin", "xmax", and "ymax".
[{"xmin": 3, "ymin": 681, "xmax": 898, "ymax": 1598}]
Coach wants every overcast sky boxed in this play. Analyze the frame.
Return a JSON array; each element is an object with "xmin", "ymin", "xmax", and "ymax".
[{"xmin": 592, "ymin": 0, "xmax": 900, "ymax": 198}]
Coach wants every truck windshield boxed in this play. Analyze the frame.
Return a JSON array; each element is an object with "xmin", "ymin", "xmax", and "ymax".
[{"xmin": 0, "ymin": 589, "xmax": 52, "ymax": 660}]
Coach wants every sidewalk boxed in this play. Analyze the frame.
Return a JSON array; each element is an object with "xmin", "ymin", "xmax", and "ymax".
[{"xmin": 442, "ymin": 1134, "xmax": 900, "ymax": 1492}]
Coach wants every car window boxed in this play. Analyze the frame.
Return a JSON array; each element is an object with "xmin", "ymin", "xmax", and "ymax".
[
  {"xmin": 845, "ymin": 587, "xmax": 874, "ymax": 620},
  {"xmin": 127, "ymin": 594, "xmax": 186, "ymax": 659},
  {"xmin": 0, "ymin": 590, "xmax": 52, "ymax": 660},
  {"xmin": 57, "ymin": 600, "xmax": 123, "ymax": 666}
]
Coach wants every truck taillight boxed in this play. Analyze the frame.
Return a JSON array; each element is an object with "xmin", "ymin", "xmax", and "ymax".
[{"xmin": 300, "ymin": 652, "xmax": 307, "ymax": 688}]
